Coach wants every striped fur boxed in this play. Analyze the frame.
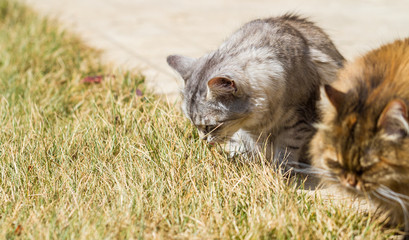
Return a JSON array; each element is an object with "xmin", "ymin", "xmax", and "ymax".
[
  {"xmin": 311, "ymin": 38, "xmax": 409, "ymax": 229},
  {"xmin": 167, "ymin": 14, "xmax": 344, "ymax": 166}
]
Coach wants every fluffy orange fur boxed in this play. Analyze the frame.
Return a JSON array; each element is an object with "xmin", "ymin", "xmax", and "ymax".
[{"xmin": 311, "ymin": 38, "xmax": 409, "ymax": 229}]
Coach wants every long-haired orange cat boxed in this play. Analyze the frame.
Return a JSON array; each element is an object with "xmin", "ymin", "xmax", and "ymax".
[{"xmin": 311, "ymin": 38, "xmax": 409, "ymax": 230}]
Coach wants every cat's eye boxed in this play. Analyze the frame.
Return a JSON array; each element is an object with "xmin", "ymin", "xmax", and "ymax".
[
  {"xmin": 197, "ymin": 124, "xmax": 222, "ymax": 134},
  {"xmin": 325, "ymin": 158, "xmax": 342, "ymax": 170},
  {"xmin": 196, "ymin": 123, "xmax": 223, "ymax": 135},
  {"xmin": 205, "ymin": 125, "xmax": 216, "ymax": 133}
]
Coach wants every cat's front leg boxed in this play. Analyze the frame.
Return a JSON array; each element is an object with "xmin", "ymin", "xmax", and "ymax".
[
  {"xmin": 226, "ymin": 129, "xmax": 255, "ymax": 159},
  {"xmin": 273, "ymin": 123, "xmax": 315, "ymax": 167}
]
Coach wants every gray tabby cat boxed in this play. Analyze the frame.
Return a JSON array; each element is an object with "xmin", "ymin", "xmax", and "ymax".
[{"xmin": 167, "ymin": 14, "xmax": 344, "ymax": 167}]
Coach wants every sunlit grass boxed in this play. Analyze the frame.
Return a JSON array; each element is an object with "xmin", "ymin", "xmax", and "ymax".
[{"xmin": 0, "ymin": 1, "xmax": 399, "ymax": 239}]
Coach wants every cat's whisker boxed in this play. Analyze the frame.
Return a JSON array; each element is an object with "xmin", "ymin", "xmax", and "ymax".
[
  {"xmin": 376, "ymin": 187, "xmax": 409, "ymax": 233},
  {"xmin": 372, "ymin": 191, "xmax": 393, "ymax": 207},
  {"xmin": 287, "ymin": 162, "xmax": 312, "ymax": 168},
  {"xmin": 292, "ymin": 168, "xmax": 334, "ymax": 178},
  {"xmin": 322, "ymin": 182, "xmax": 343, "ymax": 190},
  {"xmin": 378, "ymin": 185, "xmax": 409, "ymax": 202},
  {"xmin": 310, "ymin": 38, "xmax": 409, "ymax": 233},
  {"xmin": 170, "ymin": 14, "xmax": 343, "ymax": 169},
  {"xmin": 204, "ymin": 123, "xmax": 224, "ymax": 137},
  {"xmin": 286, "ymin": 162, "xmax": 334, "ymax": 178}
]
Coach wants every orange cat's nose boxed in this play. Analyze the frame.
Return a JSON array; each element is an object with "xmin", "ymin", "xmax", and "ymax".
[{"xmin": 343, "ymin": 173, "xmax": 358, "ymax": 188}]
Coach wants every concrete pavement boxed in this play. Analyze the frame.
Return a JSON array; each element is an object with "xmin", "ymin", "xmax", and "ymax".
[{"xmin": 24, "ymin": 0, "xmax": 409, "ymax": 101}]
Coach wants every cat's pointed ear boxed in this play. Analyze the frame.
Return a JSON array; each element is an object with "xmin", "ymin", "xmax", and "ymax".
[
  {"xmin": 166, "ymin": 55, "xmax": 196, "ymax": 81},
  {"xmin": 324, "ymin": 84, "xmax": 346, "ymax": 111},
  {"xmin": 377, "ymin": 99, "xmax": 409, "ymax": 140},
  {"xmin": 207, "ymin": 77, "xmax": 237, "ymax": 98}
]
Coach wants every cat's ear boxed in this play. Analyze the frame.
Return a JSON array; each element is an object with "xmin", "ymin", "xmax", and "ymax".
[
  {"xmin": 377, "ymin": 99, "xmax": 409, "ymax": 140},
  {"xmin": 324, "ymin": 84, "xmax": 346, "ymax": 111},
  {"xmin": 207, "ymin": 77, "xmax": 237, "ymax": 98},
  {"xmin": 166, "ymin": 55, "xmax": 196, "ymax": 81}
]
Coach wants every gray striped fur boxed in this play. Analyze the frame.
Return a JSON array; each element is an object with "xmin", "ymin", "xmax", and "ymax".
[{"xmin": 167, "ymin": 14, "xmax": 344, "ymax": 166}]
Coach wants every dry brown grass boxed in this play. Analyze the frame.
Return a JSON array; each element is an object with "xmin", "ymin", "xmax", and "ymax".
[{"xmin": 0, "ymin": 1, "xmax": 400, "ymax": 239}]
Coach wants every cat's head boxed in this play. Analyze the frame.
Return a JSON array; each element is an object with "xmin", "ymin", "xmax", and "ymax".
[
  {"xmin": 312, "ymin": 84, "xmax": 409, "ymax": 198},
  {"xmin": 167, "ymin": 54, "xmax": 253, "ymax": 144}
]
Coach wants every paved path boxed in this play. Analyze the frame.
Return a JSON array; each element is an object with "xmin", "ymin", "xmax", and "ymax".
[{"xmin": 25, "ymin": 0, "xmax": 409, "ymax": 101}]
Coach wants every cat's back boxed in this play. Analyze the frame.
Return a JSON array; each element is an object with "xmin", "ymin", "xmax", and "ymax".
[
  {"xmin": 222, "ymin": 14, "xmax": 343, "ymax": 63},
  {"xmin": 332, "ymin": 38, "xmax": 409, "ymax": 98},
  {"xmin": 366, "ymin": 38, "xmax": 409, "ymax": 63},
  {"xmin": 220, "ymin": 15, "xmax": 311, "ymax": 55},
  {"xmin": 366, "ymin": 38, "xmax": 409, "ymax": 87},
  {"xmin": 278, "ymin": 14, "xmax": 344, "ymax": 64}
]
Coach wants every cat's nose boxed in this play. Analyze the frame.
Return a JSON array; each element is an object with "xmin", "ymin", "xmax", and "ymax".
[{"xmin": 344, "ymin": 173, "xmax": 357, "ymax": 188}]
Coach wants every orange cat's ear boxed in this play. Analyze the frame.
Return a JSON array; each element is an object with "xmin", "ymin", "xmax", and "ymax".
[
  {"xmin": 377, "ymin": 99, "xmax": 409, "ymax": 140},
  {"xmin": 207, "ymin": 77, "xmax": 237, "ymax": 98},
  {"xmin": 324, "ymin": 85, "xmax": 346, "ymax": 111}
]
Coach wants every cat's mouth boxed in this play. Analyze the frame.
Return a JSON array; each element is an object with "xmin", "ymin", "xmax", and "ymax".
[
  {"xmin": 340, "ymin": 178, "xmax": 363, "ymax": 191},
  {"xmin": 339, "ymin": 179, "xmax": 377, "ymax": 197},
  {"xmin": 206, "ymin": 135, "xmax": 229, "ymax": 146},
  {"xmin": 207, "ymin": 137, "xmax": 221, "ymax": 145}
]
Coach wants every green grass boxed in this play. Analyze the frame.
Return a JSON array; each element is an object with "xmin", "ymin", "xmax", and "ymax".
[{"xmin": 0, "ymin": 1, "xmax": 400, "ymax": 239}]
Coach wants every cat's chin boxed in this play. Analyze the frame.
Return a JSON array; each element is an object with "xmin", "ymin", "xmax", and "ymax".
[
  {"xmin": 321, "ymin": 179, "xmax": 367, "ymax": 196},
  {"xmin": 339, "ymin": 184, "xmax": 379, "ymax": 201},
  {"xmin": 207, "ymin": 134, "xmax": 232, "ymax": 144},
  {"xmin": 205, "ymin": 137, "xmax": 224, "ymax": 146},
  {"xmin": 343, "ymin": 186, "xmax": 367, "ymax": 197}
]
